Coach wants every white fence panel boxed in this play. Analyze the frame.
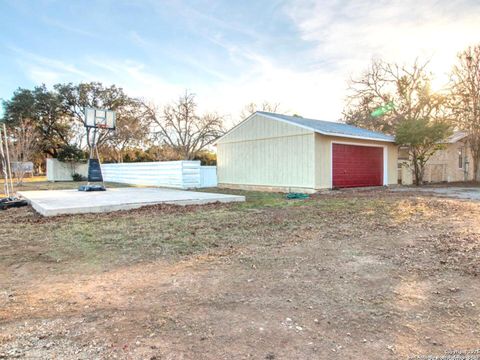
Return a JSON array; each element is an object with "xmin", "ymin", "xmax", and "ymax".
[
  {"xmin": 47, "ymin": 158, "xmax": 88, "ymax": 181},
  {"xmin": 47, "ymin": 159, "xmax": 217, "ymax": 188},
  {"xmin": 200, "ymin": 166, "xmax": 217, "ymax": 187},
  {"xmin": 101, "ymin": 161, "xmax": 202, "ymax": 189},
  {"xmin": 182, "ymin": 161, "xmax": 202, "ymax": 188}
]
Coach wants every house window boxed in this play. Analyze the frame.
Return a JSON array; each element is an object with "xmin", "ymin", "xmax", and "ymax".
[{"xmin": 458, "ymin": 148, "xmax": 464, "ymax": 169}]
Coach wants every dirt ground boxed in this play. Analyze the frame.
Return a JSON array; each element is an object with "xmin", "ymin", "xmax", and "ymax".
[{"xmin": 1, "ymin": 185, "xmax": 480, "ymax": 359}]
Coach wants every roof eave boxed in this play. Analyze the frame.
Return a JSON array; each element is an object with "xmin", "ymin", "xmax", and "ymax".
[
  {"xmin": 215, "ymin": 111, "xmax": 395, "ymax": 146},
  {"xmin": 259, "ymin": 112, "xmax": 395, "ymax": 143},
  {"xmin": 314, "ymin": 130, "xmax": 395, "ymax": 143},
  {"xmin": 446, "ymin": 134, "xmax": 469, "ymax": 143}
]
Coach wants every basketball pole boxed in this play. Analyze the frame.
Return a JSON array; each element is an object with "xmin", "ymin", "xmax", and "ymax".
[
  {"xmin": 79, "ymin": 108, "xmax": 114, "ymax": 192},
  {"xmin": 87, "ymin": 126, "xmax": 96, "ymax": 186},
  {"xmin": 95, "ymin": 143, "xmax": 105, "ymax": 188},
  {"xmin": 0, "ymin": 127, "xmax": 11, "ymax": 198},
  {"xmin": 2, "ymin": 124, "xmax": 14, "ymax": 196},
  {"xmin": 88, "ymin": 126, "xmax": 105, "ymax": 187}
]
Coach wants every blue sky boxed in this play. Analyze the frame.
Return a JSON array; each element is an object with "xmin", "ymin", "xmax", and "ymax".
[{"xmin": 1, "ymin": 0, "xmax": 479, "ymax": 124}]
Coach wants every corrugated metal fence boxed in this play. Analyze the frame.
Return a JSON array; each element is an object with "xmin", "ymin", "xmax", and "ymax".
[
  {"xmin": 101, "ymin": 161, "xmax": 217, "ymax": 189},
  {"xmin": 47, "ymin": 159, "xmax": 218, "ymax": 188}
]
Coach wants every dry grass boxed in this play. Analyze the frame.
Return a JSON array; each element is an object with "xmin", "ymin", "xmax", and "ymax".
[{"xmin": 1, "ymin": 186, "xmax": 480, "ymax": 359}]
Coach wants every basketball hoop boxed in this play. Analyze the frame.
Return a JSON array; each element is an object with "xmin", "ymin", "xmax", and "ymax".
[
  {"xmin": 84, "ymin": 108, "xmax": 116, "ymax": 130},
  {"xmin": 80, "ymin": 107, "xmax": 116, "ymax": 192}
]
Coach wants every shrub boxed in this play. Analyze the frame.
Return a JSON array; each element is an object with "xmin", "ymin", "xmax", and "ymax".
[{"xmin": 72, "ymin": 173, "xmax": 87, "ymax": 182}]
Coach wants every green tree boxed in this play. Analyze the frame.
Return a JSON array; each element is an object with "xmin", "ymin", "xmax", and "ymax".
[
  {"xmin": 2, "ymin": 85, "xmax": 71, "ymax": 157},
  {"xmin": 396, "ymin": 118, "xmax": 451, "ymax": 185},
  {"xmin": 57, "ymin": 143, "xmax": 86, "ymax": 179},
  {"xmin": 55, "ymin": 82, "xmax": 151, "ymax": 154},
  {"xmin": 54, "ymin": 82, "xmax": 131, "ymax": 124},
  {"xmin": 57, "ymin": 143, "xmax": 86, "ymax": 163}
]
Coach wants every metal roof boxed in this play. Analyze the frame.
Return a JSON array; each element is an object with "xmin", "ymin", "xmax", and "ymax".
[
  {"xmin": 256, "ymin": 112, "xmax": 395, "ymax": 142},
  {"xmin": 444, "ymin": 131, "xmax": 468, "ymax": 144}
]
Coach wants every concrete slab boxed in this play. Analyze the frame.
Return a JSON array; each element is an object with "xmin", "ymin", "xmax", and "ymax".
[
  {"xmin": 391, "ymin": 186, "xmax": 480, "ymax": 201},
  {"xmin": 19, "ymin": 187, "xmax": 245, "ymax": 216}
]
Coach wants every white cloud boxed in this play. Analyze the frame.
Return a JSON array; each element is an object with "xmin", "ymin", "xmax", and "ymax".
[
  {"xmin": 11, "ymin": 47, "xmax": 93, "ymax": 86},
  {"xmin": 26, "ymin": 67, "xmax": 63, "ymax": 85},
  {"xmin": 8, "ymin": 0, "xmax": 480, "ymax": 127},
  {"xmin": 282, "ymin": 0, "xmax": 480, "ymax": 93},
  {"xmin": 195, "ymin": 55, "xmax": 346, "ymax": 125},
  {"xmin": 10, "ymin": 45, "xmax": 181, "ymax": 105},
  {"xmin": 178, "ymin": 0, "xmax": 480, "ymax": 124},
  {"xmin": 86, "ymin": 57, "xmax": 184, "ymax": 103},
  {"xmin": 41, "ymin": 17, "xmax": 99, "ymax": 39}
]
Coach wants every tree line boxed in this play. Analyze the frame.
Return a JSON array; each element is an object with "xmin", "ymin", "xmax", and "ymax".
[
  {"xmin": 344, "ymin": 44, "xmax": 480, "ymax": 184},
  {"xmin": 0, "ymin": 80, "xmax": 281, "ymax": 178},
  {"xmin": 2, "ymin": 44, "xmax": 479, "ymax": 185},
  {"xmin": 0, "ymin": 84, "xmax": 227, "ymax": 170}
]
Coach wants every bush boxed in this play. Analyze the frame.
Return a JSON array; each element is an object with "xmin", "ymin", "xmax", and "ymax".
[
  {"xmin": 194, "ymin": 150, "xmax": 217, "ymax": 165},
  {"xmin": 72, "ymin": 173, "xmax": 87, "ymax": 182}
]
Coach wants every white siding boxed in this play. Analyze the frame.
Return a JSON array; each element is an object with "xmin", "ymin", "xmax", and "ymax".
[
  {"xmin": 46, "ymin": 158, "xmax": 88, "ymax": 181},
  {"xmin": 217, "ymin": 114, "xmax": 315, "ymax": 189},
  {"xmin": 219, "ymin": 113, "xmax": 312, "ymax": 143}
]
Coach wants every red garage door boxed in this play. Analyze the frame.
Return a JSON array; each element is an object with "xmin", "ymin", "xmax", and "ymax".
[{"xmin": 332, "ymin": 144, "xmax": 383, "ymax": 188}]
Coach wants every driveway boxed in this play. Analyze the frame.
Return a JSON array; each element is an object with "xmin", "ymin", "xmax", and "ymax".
[{"xmin": 392, "ymin": 186, "xmax": 480, "ymax": 201}]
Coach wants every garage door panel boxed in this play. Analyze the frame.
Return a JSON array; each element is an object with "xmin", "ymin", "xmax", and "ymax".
[{"xmin": 332, "ymin": 144, "xmax": 383, "ymax": 188}]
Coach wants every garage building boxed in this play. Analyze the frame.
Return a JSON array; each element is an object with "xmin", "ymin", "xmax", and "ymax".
[{"xmin": 216, "ymin": 112, "xmax": 398, "ymax": 193}]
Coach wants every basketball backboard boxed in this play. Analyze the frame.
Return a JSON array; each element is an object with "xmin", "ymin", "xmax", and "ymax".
[{"xmin": 85, "ymin": 108, "xmax": 116, "ymax": 129}]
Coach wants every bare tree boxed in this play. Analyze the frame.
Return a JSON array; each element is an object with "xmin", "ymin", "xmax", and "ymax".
[
  {"xmin": 148, "ymin": 92, "xmax": 225, "ymax": 160},
  {"xmin": 8, "ymin": 118, "xmax": 39, "ymax": 184},
  {"xmin": 345, "ymin": 58, "xmax": 451, "ymax": 184},
  {"xmin": 450, "ymin": 45, "xmax": 480, "ymax": 181},
  {"xmin": 239, "ymin": 101, "xmax": 281, "ymax": 122},
  {"xmin": 343, "ymin": 58, "xmax": 445, "ymax": 134}
]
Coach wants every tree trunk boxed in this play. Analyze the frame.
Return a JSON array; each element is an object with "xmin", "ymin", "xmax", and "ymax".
[
  {"xmin": 413, "ymin": 159, "xmax": 421, "ymax": 186},
  {"xmin": 470, "ymin": 142, "xmax": 480, "ymax": 182},
  {"xmin": 418, "ymin": 163, "xmax": 425, "ymax": 186},
  {"xmin": 474, "ymin": 151, "xmax": 480, "ymax": 182}
]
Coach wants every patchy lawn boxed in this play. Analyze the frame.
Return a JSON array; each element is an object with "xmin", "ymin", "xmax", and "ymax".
[{"xmin": 1, "ymin": 185, "xmax": 480, "ymax": 359}]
